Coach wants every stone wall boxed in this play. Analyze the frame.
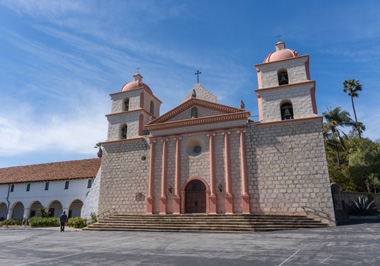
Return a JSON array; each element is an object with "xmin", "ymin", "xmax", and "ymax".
[
  {"xmin": 256, "ymin": 83, "xmax": 316, "ymax": 122},
  {"xmin": 167, "ymin": 106, "xmax": 224, "ymax": 122},
  {"xmin": 257, "ymin": 56, "xmax": 309, "ymax": 89},
  {"xmin": 110, "ymin": 90, "xmax": 142, "ymax": 113},
  {"xmin": 107, "ymin": 112, "xmax": 141, "ymax": 140},
  {"xmin": 98, "ymin": 139, "xmax": 150, "ymax": 215},
  {"xmin": 246, "ymin": 119, "xmax": 335, "ymax": 225}
]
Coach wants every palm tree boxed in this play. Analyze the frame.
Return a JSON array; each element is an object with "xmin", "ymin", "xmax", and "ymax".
[
  {"xmin": 352, "ymin": 121, "xmax": 366, "ymax": 140},
  {"xmin": 323, "ymin": 107, "xmax": 354, "ymax": 167},
  {"xmin": 343, "ymin": 79, "xmax": 363, "ymax": 139}
]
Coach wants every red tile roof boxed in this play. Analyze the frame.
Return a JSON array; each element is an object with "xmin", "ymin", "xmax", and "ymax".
[{"xmin": 0, "ymin": 158, "xmax": 101, "ymax": 184}]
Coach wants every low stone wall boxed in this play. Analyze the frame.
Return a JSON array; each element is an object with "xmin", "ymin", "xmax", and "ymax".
[{"xmin": 331, "ymin": 183, "xmax": 380, "ymax": 223}]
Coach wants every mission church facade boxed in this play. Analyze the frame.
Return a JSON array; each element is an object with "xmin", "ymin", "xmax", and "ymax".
[{"xmin": 98, "ymin": 42, "xmax": 335, "ymax": 224}]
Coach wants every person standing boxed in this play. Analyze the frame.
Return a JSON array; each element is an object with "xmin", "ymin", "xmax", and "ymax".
[{"xmin": 60, "ymin": 211, "xmax": 68, "ymax": 232}]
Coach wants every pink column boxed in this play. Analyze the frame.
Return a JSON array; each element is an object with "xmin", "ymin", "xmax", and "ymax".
[
  {"xmin": 239, "ymin": 130, "xmax": 250, "ymax": 214},
  {"xmin": 173, "ymin": 136, "xmax": 182, "ymax": 214},
  {"xmin": 223, "ymin": 131, "xmax": 234, "ymax": 214},
  {"xmin": 159, "ymin": 138, "xmax": 169, "ymax": 215},
  {"xmin": 146, "ymin": 140, "xmax": 156, "ymax": 214},
  {"xmin": 208, "ymin": 133, "xmax": 217, "ymax": 214}
]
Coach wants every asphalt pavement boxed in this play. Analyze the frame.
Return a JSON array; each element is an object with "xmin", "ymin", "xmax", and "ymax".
[{"xmin": 0, "ymin": 223, "xmax": 379, "ymax": 266}]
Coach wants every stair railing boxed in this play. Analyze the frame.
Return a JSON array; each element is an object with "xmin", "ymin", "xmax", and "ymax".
[{"xmin": 302, "ymin": 206, "xmax": 335, "ymax": 224}]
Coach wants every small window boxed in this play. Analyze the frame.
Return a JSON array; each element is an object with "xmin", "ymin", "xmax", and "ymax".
[
  {"xmin": 26, "ymin": 184, "xmax": 31, "ymax": 192},
  {"xmin": 150, "ymin": 101, "xmax": 154, "ymax": 116},
  {"xmin": 123, "ymin": 98, "xmax": 129, "ymax": 111},
  {"xmin": 120, "ymin": 124, "xmax": 128, "ymax": 139},
  {"xmin": 45, "ymin": 182, "xmax": 49, "ymax": 191},
  {"xmin": 280, "ymin": 101, "xmax": 294, "ymax": 120},
  {"xmin": 64, "ymin": 181, "xmax": 70, "ymax": 190},
  {"xmin": 10, "ymin": 184, "xmax": 14, "ymax": 192},
  {"xmin": 191, "ymin": 107, "xmax": 198, "ymax": 118},
  {"xmin": 278, "ymin": 68, "xmax": 289, "ymax": 85},
  {"xmin": 87, "ymin": 179, "xmax": 93, "ymax": 188}
]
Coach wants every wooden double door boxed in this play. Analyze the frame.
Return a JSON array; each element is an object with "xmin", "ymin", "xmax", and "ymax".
[{"xmin": 185, "ymin": 180, "xmax": 206, "ymax": 213}]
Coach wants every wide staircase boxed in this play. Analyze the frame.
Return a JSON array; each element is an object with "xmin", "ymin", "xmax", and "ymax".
[{"xmin": 83, "ymin": 214, "xmax": 328, "ymax": 232}]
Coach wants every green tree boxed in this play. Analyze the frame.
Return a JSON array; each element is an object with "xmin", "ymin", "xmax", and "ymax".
[
  {"xmin": 343, "ymin": 79, "xmax": 363, "ymax": 140},
  {"xmin": 349, "ymin": 139, "xmax": 380, "ymax": 193},
  {"xmin": 323, "ymin": 107, "xmax": 354, "ymax": 167}
]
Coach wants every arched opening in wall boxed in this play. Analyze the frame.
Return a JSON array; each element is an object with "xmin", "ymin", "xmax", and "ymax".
[
  {"xmin": 29, "ymin": 201, "xmax": 43, "ymax": 218},
  {"xmin": 120, "ymin": 124, "xmax": 128, "ymax": 139},
  {"xmin": 277, "ymin": 68, "xmax": 289, "ymax": 85},
  {"xmin": 0, "ymin": 202, "xmax": 7, "ymax": 220},
  {"xmin": 68, "ymin": 199, "xmax": 83, "ymax": 218},
  {"xmin": 150, "ymin": 101, "xmax": 154, "ymax": 116},
  {"xmin": 280, "ymin": 100, "xmax": 294, "ymax": 120},
  {"xmin": 123, "ymin": 97, "xmax": 130, "ymax": 111},
  {"xmin": 185, "ymin": 179, "xmax": 206, "ymax": 213},
  {"xmin": 46, "ymin": 200, "xmax": 63, "ymax": 218},
  {"xmin": 191, "ymin": 107, "xmax": 198, "ymax": 118},
  {"xmin": 12, "ymin": 202, "xmax": 24, "ymax": 219}
]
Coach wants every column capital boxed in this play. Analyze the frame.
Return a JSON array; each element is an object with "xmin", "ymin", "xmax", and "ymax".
[
  {"xmin": 161, "ymin": 138, "xmax": 169, "ymax": 143},
  {"xmin": 150, "ymin": 140, "xmax": 157, "ymax": 144},
  {"xmin": 174, "ymin": 136, "xmax": 182, "ymax": 141},
  {"xmin": 236, "ymin": 129, "xmax": 247, "ymax": 134},
  {"xmin": 221, "ymin": 131, "xmax": 231, "ymax": 136},
  {"xmin": 207, "ymin": 132, "xmax": 216, "ymax": 137}
]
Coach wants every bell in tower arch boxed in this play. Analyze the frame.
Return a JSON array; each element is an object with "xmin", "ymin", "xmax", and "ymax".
[{"xmin": 278, "ymin": 69, "xmax": 289, "ymax": 85}]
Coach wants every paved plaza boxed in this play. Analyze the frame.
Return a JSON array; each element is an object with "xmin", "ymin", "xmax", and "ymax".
[{"xmin": 0, "ymin": 223, "xmax": 379, "ymax": 266}]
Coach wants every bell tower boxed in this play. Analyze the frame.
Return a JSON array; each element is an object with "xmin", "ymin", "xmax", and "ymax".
[
  {"xmin": 254, "ymin": 42, "xmax": 318, "ymax": 123},
  {"xmin": 105, "ymin": 74, "xmax": 162, "ymax": 141}
]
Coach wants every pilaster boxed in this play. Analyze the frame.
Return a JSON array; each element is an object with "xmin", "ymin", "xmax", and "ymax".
[
  {"xmin": 146, "ymin": 140, "xmax": 156, "ymax": 214},
  {"xmin": 222, "ymin": 130, "xmax": 234, "ymax": 214},
  {"xmin": 208, "ymin": 132, "xmax": 217, "ymax": 214},
  {"xmin": 173, "ymin": 136, "xmax": 182, "ymax": 214},
  {"xmin": 159, "ymin": 138, "xmax": 169, "ymax": 214},
  {"xmin": 238, "ymin": 129, "xmax": 250, "ymax": 214}
]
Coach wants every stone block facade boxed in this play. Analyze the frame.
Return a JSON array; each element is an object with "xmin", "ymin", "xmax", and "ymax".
[
  {"xmin": 257, "ymin": 56, "xmax": 309, "ymax": 89},
  {"xmin": 256, "ymin": 83, "xmax": 317, "ymax": 122},
  {"xmin": 98, "ymin": 139, "xmax": 150, "ymax": 215}
]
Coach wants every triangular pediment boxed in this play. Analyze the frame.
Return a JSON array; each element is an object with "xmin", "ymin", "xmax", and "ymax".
[
  {"xmin": 147, "ymin": 98, "xmax": 248, "ymax": 126},
  {"xmin": 183, "ymin": 83, "xmax": 217, "ymax": 103}
]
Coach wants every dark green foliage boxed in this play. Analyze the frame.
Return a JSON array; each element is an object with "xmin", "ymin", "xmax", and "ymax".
[
  {"xmin": 68, "ymin": 217, "xmax": 88, "ymax": 228},
  {"xmin": 90, "ymin": 212, "xmax": 97, "ymax": 224},
  {"xmin": 37, "ymin": 207, "xmax": 48, "ymax": 218},
  {"xmin": 1, "ymin": 219, "xmax": 17, "ymax": 226},
  {"xmin": 28, "ymin": 217, "xmax": 60, "ymax": 227},
  {"xmin": 348, "ymin": 196, "xmax": 378, "ymax": 216}
]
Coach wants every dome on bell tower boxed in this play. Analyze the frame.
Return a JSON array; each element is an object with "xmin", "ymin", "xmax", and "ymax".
[
  {"xmin": 263, "ymin": 42, "xmax": 300, "ymax": 63},
  {"xmin": 121, "ymin": 73, "xmax": 153, "ymax": 95}
]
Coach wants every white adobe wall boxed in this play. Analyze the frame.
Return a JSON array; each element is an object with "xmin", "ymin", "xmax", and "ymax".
[
  {"xmin": 81, "ymin": 167, "xmax": 101, "ymax": 220},
  {"xmin": 0, "ymin": 179, "xmax": 92, "ymax": 219}
]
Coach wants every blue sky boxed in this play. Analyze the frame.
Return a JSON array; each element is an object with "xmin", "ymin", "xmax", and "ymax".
[{"xmin": 1, "ymin": 0, "xmax": 379, "ymax": 167}]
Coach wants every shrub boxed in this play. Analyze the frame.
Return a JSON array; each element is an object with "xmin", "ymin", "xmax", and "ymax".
[
  {"xmin": 90, "ymin": 212, "xmax": 97, "ymax": 224},
  {"xmin": 28, "ymin": 217, "xmax": 60, "ymax": 227},
  {"xmin": 1, "ymin": 219, "xmax": 17, "ymax": 226},
  {"xmin": 68, "ymin": 217, "xmax": 88, "ymax": 228},
  {"xmin": 349, "ymin": 196, "xmax": 378, "ymax": 216}
]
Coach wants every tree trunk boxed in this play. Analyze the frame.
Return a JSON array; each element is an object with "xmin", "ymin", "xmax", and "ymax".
[{"xmin": 351, "ymin": 95, "xmax": 361, "ymax": 140}]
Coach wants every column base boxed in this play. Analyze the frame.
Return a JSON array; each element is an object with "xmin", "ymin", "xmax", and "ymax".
[
  {"xmin": 209, "ymin": 195, "xmax": 217, "ymax": 214},
  {"xmin": 241, "ymin": 194, "xmax": 250, "ymax": 214},
  {"xmin": 225, "ymin": 194, "xmax": 234, "ymax": 214},
  {"xmin": 159, "ymin": 196, "xmax": 167, "ymax": 215},
  {"xmin": 146, "ymin": 197, "xmax": 154, "ymax": 214},
  {"xmin": 173, "ymin": 196, "xmax": 180, "ymax": 214}
]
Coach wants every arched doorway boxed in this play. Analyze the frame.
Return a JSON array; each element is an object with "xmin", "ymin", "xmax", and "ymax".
[
  {"xmin": 185, "ymin": 179, "xmax": 207, "ymax": 213},
  {"xmin": 29, "ymin": 201, "xmax": 43, "ymax": 218},
  {"xmin": 12, "ymin": 202, "xmax": 24, "ymax": 219},
  {"xmin": 68, "ymin": 199, "xmax": 83, "ymax": 218},
  {"xmin": 0, "ymin": 203, "xmax": 7, "ymax": 220},
  {"xmin": 47, "ymin": 200, "xmax": 63, "ymax": 218}
]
